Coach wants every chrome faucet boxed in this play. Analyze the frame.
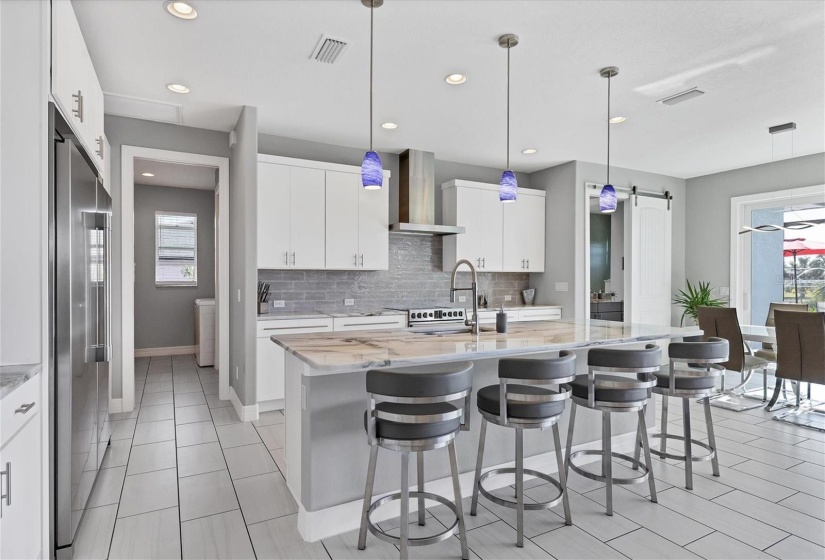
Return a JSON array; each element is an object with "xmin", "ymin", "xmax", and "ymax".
[{"xmin": 450, "ymin": 259, "xmax": 479, "ymax": 334}]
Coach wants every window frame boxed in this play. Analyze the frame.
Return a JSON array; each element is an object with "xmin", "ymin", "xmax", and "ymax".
[{"xmin": 154, "ymin": 211, "xmax": 198, "ymax": 287}]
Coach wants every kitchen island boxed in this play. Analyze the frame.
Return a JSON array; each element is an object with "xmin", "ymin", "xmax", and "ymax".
[{"xmin": 271, "ymin": 318, "xmax": 699, "ymax": 541}]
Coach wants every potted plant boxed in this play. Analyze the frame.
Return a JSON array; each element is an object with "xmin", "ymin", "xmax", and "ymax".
[{"xmin": 672, "ymin": 280, "xmax": 726, "ymax": 326}]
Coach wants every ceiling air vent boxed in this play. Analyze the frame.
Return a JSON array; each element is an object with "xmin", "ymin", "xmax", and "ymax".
[
  {"xmin": 657, "ymin": 87, "xmax": 705, "ymax": 106},
  {"xmin": 310, "ymin": 35, "xmax": 350, "ymax": 64}
]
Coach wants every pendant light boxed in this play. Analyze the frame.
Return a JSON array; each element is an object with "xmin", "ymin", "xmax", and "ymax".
[
  {"xmin": 498, "ymin": 34, "xmax": 519, "ymax": 203},
  {"xmin": 599, "ymin": 66, "xmax": 619, "ymax": 213},
  {"xmin": 360, "ymin": 0, "xmax": 383, "ymax": 189}
]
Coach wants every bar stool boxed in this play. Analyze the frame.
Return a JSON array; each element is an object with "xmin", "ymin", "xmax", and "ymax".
[
  {"xmin": 636, "ymin": 337, "xmax": 728, "ymax": 490},
  {"xmin": 357, "ymin": 362, "xmax": 473, "ymax": 560},
  {"xmin": 565, "ymin": 345, "xmax": 661, "ymax": 516},
  {"xmin": 469, "ymin": 352, "xmax": 576, "ymax": 547}
]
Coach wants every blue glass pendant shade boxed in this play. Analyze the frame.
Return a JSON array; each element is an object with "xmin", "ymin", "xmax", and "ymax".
[
  {"xmin": 361, "ymin": 151, "xmax": 383, "ymax": 189},
  {"xmin": 599, "ymin": 184, "xmax": 617, "ymax": 213},
  {"xmin": 499, "ymin": 169, "xmax": 517, "ymax": 202}
]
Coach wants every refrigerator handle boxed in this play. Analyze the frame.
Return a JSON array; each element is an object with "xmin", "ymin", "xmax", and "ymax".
[{"xmin": 83, "ymin": 212, "xmax": 112, "ymax": 363}]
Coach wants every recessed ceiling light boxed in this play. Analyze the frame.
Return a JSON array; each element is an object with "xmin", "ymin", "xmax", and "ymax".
[
  {"xmin": 445, "ymin": 73, "xmax": 467, "ymax": 85},
  {"xmin": 381, "ymin": 122, "xmax": 397, "ymax": 129},
  {"xmin": 166, "ymin": 83, "xmax": 190, "ymax": 94},
  {"xmin": 521, "ymin": 148, "xmax": 537, "ymax": 155},
  {"xmin": 609, "ymin": 116, "xmax": 626, "ymax": 124},
  {"xmin": 165, "ymin": 1, "xmax": 197, "ymax": 20},
  {"xmin": 141, "ymin": 172, "xmax": 155, "ymax": 177}
]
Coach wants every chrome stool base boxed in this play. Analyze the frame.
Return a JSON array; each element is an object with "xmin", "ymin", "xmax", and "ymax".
[
  {"xmin": 477, "ymin": 467, "xmax": 565, "ymax": 511},
  {"xmin": 568, "ymin": 449, "xmax": 652, "ymax": 485},
  {"xmin": 648, "ymin": 433, "xmax": 716, "ymax": 462},
  {"xmin": 366, "ymin": 491, "xmax": 461, "ymax": 548}
]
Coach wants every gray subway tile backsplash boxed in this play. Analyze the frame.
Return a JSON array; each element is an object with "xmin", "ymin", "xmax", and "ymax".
[{"xmin": 258, "ymin": 235, "xmax": 529, "ymax": 313}]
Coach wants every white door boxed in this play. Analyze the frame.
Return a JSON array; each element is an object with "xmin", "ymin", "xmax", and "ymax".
[
  {"xmin": 325, "ymin": 171, "xmax": 360, "ymax": 269},
  {"xmin": 256, "ymin": 337, "xmax": 285, "ymax": 402},
  {"xmin": 453, "ymin": 188, "xmax": 483, "ymax": 268},
  {"xmin": 479, "ymin": 189, "xmax": 504, "ymax": 271},
  {"xmin": 0, "ymin": 418, "xmax": 42, "ymax": 560},
  {"xmin": 358, "ymin": 175, "xmax": 389, "ymax": 270},
  {"xmin": 257, "ymin": 163, "xmax": 291, "ymax": 268},
  {"xmin": 626, "ymin": 196, "xmax": 672, "ymax": 325},
  {"xmin": 289, "ymin": 167, "xmax": 326, "ymax": 269}
]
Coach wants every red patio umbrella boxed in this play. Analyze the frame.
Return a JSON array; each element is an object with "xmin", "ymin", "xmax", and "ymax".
[{"xmin": 784, "ymin": 238, "xmax": 825, "ymax": 303}]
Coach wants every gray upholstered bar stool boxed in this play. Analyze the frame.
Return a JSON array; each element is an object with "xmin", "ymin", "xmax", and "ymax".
[
  {"xmin": 565, "ymin": 345, "xmax": 661, "ymax": 516},
  {"xmin": 358, "ymin": 362, "xmax": 473, "ymax": 560},
  {"xmin": 470, "ymin": 351, "xmax": 576, "ymax": 547},
  {"xmin": 636, "ymin": 337, "xmax": 728, "ymax": 490}
]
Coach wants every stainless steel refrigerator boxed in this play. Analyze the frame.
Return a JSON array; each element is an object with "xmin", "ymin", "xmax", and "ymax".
[{"xmin": 49, "ymin": 104, "xmax": 112, "ymax": 558}]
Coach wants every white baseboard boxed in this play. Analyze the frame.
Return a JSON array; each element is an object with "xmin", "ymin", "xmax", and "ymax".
[
  {"xmin": 296, "ymin": 432, "xmax": 637, "ymax": 542},
  {"xmin": 135, "ymin": 345, "xmax": 197, "ymax": 357},
  {"xmin": 109, "ymin": 397, "xmax": 123, "ymax": 414},
  {"xmin": 230, "ymin": 385, "xmax": 259, "ymax": 422},
  {"xmin": 259, "ymin": 399, "xmax": 285, "ymax": 413}
]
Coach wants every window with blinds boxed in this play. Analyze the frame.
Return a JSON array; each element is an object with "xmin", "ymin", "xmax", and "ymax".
[{"xmin": 155, "ymin": 212, "xmax": 198, "ymax": 286}]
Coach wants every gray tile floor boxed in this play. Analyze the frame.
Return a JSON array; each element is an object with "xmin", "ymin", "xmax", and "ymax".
[{"xmin": 73, "ymin": 356, "xmax": 825, "ymax": 559}]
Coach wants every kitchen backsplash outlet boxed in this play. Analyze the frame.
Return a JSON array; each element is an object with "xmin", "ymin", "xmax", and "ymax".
[{"xmin": 258, "ymin": 235, "xmax": 529, "ymax": 313}]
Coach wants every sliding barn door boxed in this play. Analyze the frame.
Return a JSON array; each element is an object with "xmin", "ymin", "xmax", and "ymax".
[{"xmin": 626, "ymin": 195, "xmax": 672, "ymax": 326}]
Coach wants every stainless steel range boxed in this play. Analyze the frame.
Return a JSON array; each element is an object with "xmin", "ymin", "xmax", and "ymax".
[{"xmin": 398, "ymin": 307, "xmax": 467, "ymax": 329}]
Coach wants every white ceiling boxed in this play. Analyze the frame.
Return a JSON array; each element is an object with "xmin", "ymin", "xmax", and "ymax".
[
  {"xmin": 134, "ymin": 158, "xmax": 217, "ymax": 190},
  {"xmin": 74, "ymin": 0, "xmax": 824, "ymax": 179}
]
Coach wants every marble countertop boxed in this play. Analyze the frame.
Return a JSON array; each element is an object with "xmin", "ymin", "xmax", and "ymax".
[
  {"xmin": 271, "ymin": 319, "xmax": 700, "ymax": 374},
  {"xmin": 257, "ymin": 305, "xmax": 562, "ymax": 321},
  {"xmin": 0, "ymin": 363, "xmax": 41, "ymax": 400}
]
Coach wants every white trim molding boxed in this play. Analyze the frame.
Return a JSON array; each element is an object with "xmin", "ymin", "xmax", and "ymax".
[
  {"xmin": 230, "ymin": 385, "xmax": 259, "ymax": 422},
  {"xmin": 120, "ymin": 146, "xmax": 231, "ymax": 414},
  {"xmin": 135, "ymin": 345, "xmax": 198, "ymax": 358}
]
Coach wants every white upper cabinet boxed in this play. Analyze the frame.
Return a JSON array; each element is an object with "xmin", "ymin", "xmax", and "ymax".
[
  {"xmin": 443, "ymin": 180, "xmax": 544, "ymax": 273},
  {"xmin": 502, "ymin": 191, "xmax": 546, "ymax": 272},
  {"xmin": 52, "ymin": 0, "xmax": 106, "ymax": 175},
  {"xmin": 258, "ymin": 162, "xmax": 291, "ymax": 268},
  {"xmin": 258, "ymin": 156, "xmax": 389, "ymax": 270}
]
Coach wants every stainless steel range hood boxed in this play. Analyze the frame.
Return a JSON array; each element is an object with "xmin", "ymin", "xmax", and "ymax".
[{"xmin": 389, "ymin": 149, "xmax": 465, "ymax": 235}]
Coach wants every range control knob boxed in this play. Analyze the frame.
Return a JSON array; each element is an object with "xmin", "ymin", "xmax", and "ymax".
[{"xmin": 428, "ymin": 312, "xmax": 433, "ymax": 317}]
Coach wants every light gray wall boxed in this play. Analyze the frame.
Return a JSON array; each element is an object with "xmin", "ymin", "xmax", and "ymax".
[
  {"xmin": 685, "ymin": 153, "xmax": 825, "ymax": 290},
  {"xmin": 528, "ymin": 161, "xmax": 686, "ymax": 324},
  {"xmin": 134, "ymin": 184, "xmax": 215, "ymax": 349},
  {"xmin": 229, "ymin": 107, "xmax": 258, "ymax": 406},
  {"xmin": 105, "ymin": 115, "xmax": 230, "ymax": 398},
  {"xmin": 528, "ymin": 162, "xmax": 578, "ymax": 315},
  {"xmin": 577, "ymin": 161, "xmax": 687, "ymax": 326},
  {"xmin": 0, "ymin": 1, "xmax": 48, "ymax": 366},
  {"xmin": 257, "ymin": 133, "xmax": 530, "ymax": 225}
]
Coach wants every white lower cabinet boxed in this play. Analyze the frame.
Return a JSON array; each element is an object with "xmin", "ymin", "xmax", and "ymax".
[
  {"xmin": 331, "ymin": 315, "xmax": 406, "ymax": 332},
  {"xmin": 0, "ymin": 380, "xmax": 42, "ymax": 560},
  {"xmin": 477, "ymin": 306, "xmax": 561, "ymax": 325}
]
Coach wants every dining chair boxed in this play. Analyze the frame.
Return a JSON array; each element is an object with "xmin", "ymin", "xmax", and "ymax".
[
  {"xmin": 772, "ymin": 310, "xmax": 825, "ymax": 431},
  {"xmin": 750, "ymin": 302, "xmax": 809, "ymax": 403},
  {"xmin": 696, "ymin": 306, "xmax": 771, "ymax": 411}
]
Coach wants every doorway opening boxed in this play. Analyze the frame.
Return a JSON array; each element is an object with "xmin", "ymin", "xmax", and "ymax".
[
  {"xmin": 119, "ymin": 147, "xmax": 229, "ymax": 413},
  {"xmin": 588, "ymin": 197, "xmax": 626, "ymax": 321}
]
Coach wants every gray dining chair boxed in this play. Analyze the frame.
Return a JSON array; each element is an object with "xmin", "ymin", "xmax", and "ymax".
[
  {"xmin": 696, "ymin": 307, "xmax": 771, "ymax": 411},
  {"xmin": 771, "ymin": 310, "xmax": 825, "ymax": 431}
]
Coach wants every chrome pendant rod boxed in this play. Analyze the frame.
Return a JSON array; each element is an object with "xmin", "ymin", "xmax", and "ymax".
[
  {"xmin": 607, "ymin": 72, "xmax": 610, "ymax": 185},
  {"xmin": 369, "ymin": 1, "xmax": 374, "ymax": 152},
  {"xmin": 506, "ymin": 39, "xmax": 510, "ymax": 171}
]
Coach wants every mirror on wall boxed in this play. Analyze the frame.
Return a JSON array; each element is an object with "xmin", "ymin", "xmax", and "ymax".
[{"xmin": 588, "ymin": 198, "xmax": 624, "ymax": 300}]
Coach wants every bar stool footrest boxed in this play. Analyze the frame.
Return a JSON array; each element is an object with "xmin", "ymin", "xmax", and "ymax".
[
  {"xmin": 366, "ymin": 491, "xmax": 458, "ymax": 547},
  {"xmin": 568, "ymin": 449, "xmax": 650, "ymax": 485},
  {"xmin": 649, "ymin": 433, "xmax": 716, "ymax": 462},
  {"xmin": 477, "ymin": 467, "xmax": 564, "ymax": 510}
]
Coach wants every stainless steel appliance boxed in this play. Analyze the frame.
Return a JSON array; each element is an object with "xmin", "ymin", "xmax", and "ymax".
[{"xmin": 49, "ymin": 104, "xmax": 112, "ymax": 558}]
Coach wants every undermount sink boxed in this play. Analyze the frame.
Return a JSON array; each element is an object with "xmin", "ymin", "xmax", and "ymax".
[{"xmin": 417, "ymin": 326, "xmax": 495, "ymax": 336}]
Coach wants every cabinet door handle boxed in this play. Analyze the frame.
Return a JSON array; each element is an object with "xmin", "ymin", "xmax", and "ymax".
[
  {"xmin": 14, "ymin": 402, "xmax": 35, "ymax": 414},
  {"xmin": 526, "ymin": 259, "xmax": 529, "ymax": 270},
  {"xmin": 292, "ymin": 252, "xmax": 296, "ymax": 266},
  {"xmin": 481, "ymin": 257, "xmax": 485, "ymax": 269},
  {"xmin": 284, "ymin": 251, "xmax": 289, "ymax": 266},
  {"xmin": 72, "ymin": 90, "xmax": 84, "ymax": 122},
  {"xmin": 1, "ymin": 462, "xmax": 10, "ymax": 512},
  {"xmin": 521, "ymin": 259, "xmax": 525, "ymax": 269},
  {"xmin": 354, "ymin": 254, "xmax": 358, "ymax": 266},
  {"xmin": 95, "ymin": 136, "xmax": 104, "ymax": 159},
  {"xmin": 360, "ymin": 254, "xmax": 364, "ymax": 267}
]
